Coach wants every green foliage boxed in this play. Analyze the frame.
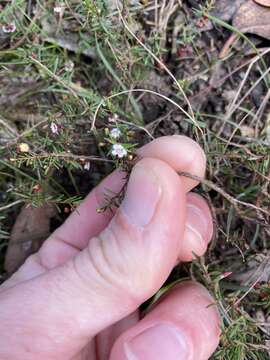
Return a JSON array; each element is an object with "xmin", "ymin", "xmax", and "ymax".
[{"xmin": 0, "ymin": 1, "xmax": 269, "ymax": 359}]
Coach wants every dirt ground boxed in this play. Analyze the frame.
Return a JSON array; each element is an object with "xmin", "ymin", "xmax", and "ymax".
[{"xmin": 0, "ymin": 0, "xmax": 270, "ymax": 358}]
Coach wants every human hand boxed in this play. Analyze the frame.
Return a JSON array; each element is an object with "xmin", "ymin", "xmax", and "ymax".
[{"xmin": 0, "ymin": 135, "xmax": 220, "ymax": 360}]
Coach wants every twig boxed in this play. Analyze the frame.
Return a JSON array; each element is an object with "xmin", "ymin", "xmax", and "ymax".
[
  {"xmin": 178, "ymin": 172, "xmax": 269, "ymax": 217},
  {"xmin": 92, "ymin": 88, "xmax": 200, "ymax": 131},
  {"xmin": 13, "ymin": 152, "xmax": 114, "ymax": 163},
  {"xmin": 117, "ymin": 118, "xmax": 154, "ymax": 139},
  {"xmin": 0, "ymin": 117, "xmax": 49, "ymax": 151},
  {"xmin": 29, "ymin": 57, "xmax": 87, "ymax": 101},
  {"xmin": 254, "ymin": 88, "xmax": 270, "ymax": 136},
  {"xmin": 0, "ymin": 118, "xmax": 18, "ymax": 136}
]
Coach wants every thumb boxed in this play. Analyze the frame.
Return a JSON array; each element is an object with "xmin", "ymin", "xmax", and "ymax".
[
  {"xmin": 0, "ymin": 158, "xmax": 185, "ymax": 359},
  {"xmin": 70, "ymin": 157, "xmax": 186, "ymax": 323}
]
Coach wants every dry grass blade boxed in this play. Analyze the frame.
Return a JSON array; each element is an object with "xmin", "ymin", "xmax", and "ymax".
[
  {"xmin": 91, "ymin": 89, "xmax": 201, "ymax": 131},
  {"xmin": 219, "ymin": 59, "xmax": 270, "ymax": 136},
  {"xmin": 115, "ymin": 0, "xmax": 201, "ymax": 133}
]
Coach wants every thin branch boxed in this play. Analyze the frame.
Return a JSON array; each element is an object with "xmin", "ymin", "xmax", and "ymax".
[
  {"xmin": 0, "ymin": 118, "xmax": 18, "ymax": 136},
  {"xmin": 13, "ymin": 152, "xmax": 114, "ymax": 163},
  {"xmin": 92, "ymin": 88, "xmax": 199, "ymax": 131},
  {"xmin": 0, "ymin": 118, "xmax": 49, "ymax": 151},
  {"xmin": 178, "ymin": 172, "xmax": 269, "ymax": 217}
]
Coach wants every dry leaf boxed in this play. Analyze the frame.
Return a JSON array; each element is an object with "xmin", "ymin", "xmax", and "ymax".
[
  {"xmin": 220, "ymin": 0, "xmax": 270, "ymax": 58},
  {"xmin": 211, "ymin": 0, "xmax": 245, "ymax": 22},
  {"xmin": 232, "ymin": 253, "xmax": 270, "ymax": 284},
  {"xmin": 233, "ymin": 0, "xmax": 270, "ymax": 38},
  {"xmin": 254, "ymin": 0, "xmax": 270, "ymax": 7},
  {"xmin": 4, "ymin": 204, "xmax": 57, "ymax": 274}
]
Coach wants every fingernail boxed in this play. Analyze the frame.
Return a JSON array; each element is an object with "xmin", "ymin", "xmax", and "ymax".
[
  {"xmin": 184, "ymin": 204, "xmax": 208, "ymax": 255},
  {"xmin": 121, "ymin": 165, "xmax": 161, "ymax": 227},
  {"xmin": 124, "ymin": 324, "xmax": 193, "ymax": 360},
  {"xmin": 186, "ymin": 203, "xmax": 209, "ymax": 240}
]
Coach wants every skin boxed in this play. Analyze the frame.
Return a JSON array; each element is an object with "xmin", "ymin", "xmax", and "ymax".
[{"xmin": 0, "ymin": 135, "xmax": 221, "ymax": 360}]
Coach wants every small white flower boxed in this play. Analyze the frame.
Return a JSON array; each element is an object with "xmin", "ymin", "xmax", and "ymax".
[
  {"xmin": 50, "ymin": 122, "xmax": 59, "ymax": 134},
  {"xmin": 111, "ymin": 144, "xmax": 127, "ymax": 159},
  {"xmin": 2, "ymin": 23, "xmax": 16, "ymax": 33},
  {"xmin": 110, "ymin": 128, "xmax": 121, "ymax": 139},
  {"xmin": 64, "ymin": 60, "xmax": 74, "ymax": 72},
  {"xmin": 84, "ymin": 161, "xmax": 91, "ymax": 171},
  {"xmin": 108, "ymin": 114, "xmax": 119, "ymax": 123},
  {"xmin": 17, "ymin": 143, "xmax": 30, "ymax": 153},
  {"xmin": 54, "ymin": 6, "xmax": 64, "ymax": 14}
]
